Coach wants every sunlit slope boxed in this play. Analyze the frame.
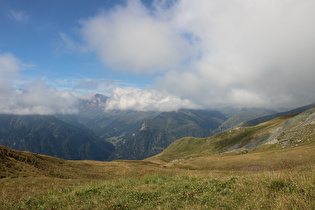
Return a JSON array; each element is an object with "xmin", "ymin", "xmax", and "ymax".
[
  {"xmin": 0, "ymin": 144, "xmax": 68, "ymax": 178},
  {"xmin": 149, "ymin": 106, "xmax": 315, "ymax": 164},
  {"xmin": 0, "ymin": 145, "xmax": 165, "ymax": 179}
]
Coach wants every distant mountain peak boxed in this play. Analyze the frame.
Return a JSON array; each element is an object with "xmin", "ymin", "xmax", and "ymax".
[
  {"xmin": 94, "ymin": 93, "xmax": 108, "ymax": 103},
  {"xmin": 79, "ymin": 93, "xmax": 109, "ymax": 107}
]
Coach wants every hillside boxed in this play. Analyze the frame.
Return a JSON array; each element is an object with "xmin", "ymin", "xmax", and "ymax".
[
  {"xmin": 0, "ymin": 145, "xmax": 161, "ymax": 180},
  {"xmin": 87, "ymin": 110, "xmax": 159, "ymax": 146},
  {"xmin": 0, "ymin": 115, "xmax": 114, "ymax": 160},
  {"xmin": 149, "ymin": 106, "xmax": 315, "ymax": 165},
  {"xmin": 0, "ymin": 144, "xmax": 68, "ymax": 179}
]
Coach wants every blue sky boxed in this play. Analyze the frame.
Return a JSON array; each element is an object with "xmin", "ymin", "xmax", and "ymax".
[
  {"xmin": 1, "ymin": 0, "xmax": 154, "ymax": 90},
  {"xmin": 1, "ymin": 0, "xmax": 315, "ymax": 114}
]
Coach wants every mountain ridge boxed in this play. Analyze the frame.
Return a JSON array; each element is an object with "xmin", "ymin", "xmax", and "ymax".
[
  {"xmin": 240, "ymin": 103, "xmax": 315, "ymax": 127},
  {"xmin": 149, "ymin": 105, "xmax": 315, "ymax": 163}
]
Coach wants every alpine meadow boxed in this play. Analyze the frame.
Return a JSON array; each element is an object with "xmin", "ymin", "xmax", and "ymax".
[
  {"xmin": 1, "ymin": 105, "xmax": 315, "ymax": 209},
  {"xmin": 1, "ymin": 0, "xmax": 315, "ymax": 209}
]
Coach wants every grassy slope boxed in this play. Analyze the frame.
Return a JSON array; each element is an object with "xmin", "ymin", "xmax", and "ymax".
[
  {"xmin": 149, "ymin": 107, "xmax": 315, "ymax": 164},
  {"xmin": 165, "ymin": 143, "xmax": 315, "ymax": 171},
  {"xmin": 1, "ymin": 145, "xmax": 314, "ymax": 209},
  {"xmin": 0, "ymin": 145, "xmax": 166, "ymax": 180},
  {"xmin": 148, "ymin": 113, "xmax": 295, "ymax": 163}
]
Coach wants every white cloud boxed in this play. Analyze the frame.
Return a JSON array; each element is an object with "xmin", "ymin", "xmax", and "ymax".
[
  {"xmin": 10, "ymin": 80, "xmax": 78, "ymax": 115},
  {"xmin": 9, "ymin": 10, "xmax": 29, "ymax": 23},
  {"xmin": 155, "ymin": 0, "xmax": 315, "ymax": 108},
  {"xmin": 77, "ymin": 0, "xmax": 315, "ymax": 109},
  {"xmin": 0, "ymin": 54, "xmax": 78, "ymax": 115},
  {"xmin": 80, "ymin": 0, "xmax": 191, "ymax": 74},
  {"xmin": 105, "ymin": 87, "xmax": 201, "ymax": 111}
]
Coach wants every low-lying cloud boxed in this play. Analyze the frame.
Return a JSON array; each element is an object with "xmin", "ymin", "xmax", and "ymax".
[
  {"xmin": 0, "ymin": 53, "xmax": 78, "ymax": 115},
  {"xmin": 79, "ymin": 0, "xmax": 315, "ymax": 109},
  {"xmin": 105, "ymin": 87, "xmax": 201, "ymax": 112}
]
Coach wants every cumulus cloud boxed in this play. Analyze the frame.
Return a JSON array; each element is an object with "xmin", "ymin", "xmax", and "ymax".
[
  {"xmin": 0, "ymin": 53, "xmax": 78, "ymax": 115},
  {"xmin": 80, "ymin": 0, "xmax": 191, "ymax": 74},
  {"xmin": 105, "ymin": 87, "xmax": 201, "ymax": 111},
  {"xmin": 156, "ymin": 0, "xmax": 315, "ymax": 108},
  {"xmin": 78, "ymin": 0, "xmax": 315, "ymax": 109}
]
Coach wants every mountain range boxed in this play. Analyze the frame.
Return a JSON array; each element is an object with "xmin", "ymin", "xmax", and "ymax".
[
  {"xmin": 108, "ymin": 109, "xmax": 227, "ymax": 160},
  {"xmin": 0, "ymin": 93, "xmax": 313, "ymax": 161},
  {"xmin": 0, "ymin": 114, "xmax": 114, "ymax": 160},
  {"xmin": 1, "ymin": 104, "xmax": 314, "ymax": 178}
]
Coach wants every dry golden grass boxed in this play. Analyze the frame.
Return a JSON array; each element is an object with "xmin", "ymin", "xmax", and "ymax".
[
  {"xmin": 165, "ymin": 143, "xmax": 315, "ymax": 171},
  {"xmin": 1, "ymin": 141, "xmax": 315, "ymax": 209},
  {"xmin": 1, "ymin": 168, "xmax": 314, "ymax": 209}
]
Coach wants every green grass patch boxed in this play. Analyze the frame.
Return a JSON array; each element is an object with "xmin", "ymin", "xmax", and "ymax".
[{"xmin": 1, "ymin": 171, "xmax": 314, "ymax": 209}]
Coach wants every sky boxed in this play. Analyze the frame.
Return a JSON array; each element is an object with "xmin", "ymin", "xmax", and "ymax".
[{"xmin": 1, "ymin": 0, "xmax": 315, "ymax": 114}]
